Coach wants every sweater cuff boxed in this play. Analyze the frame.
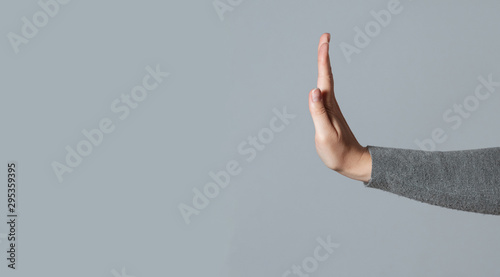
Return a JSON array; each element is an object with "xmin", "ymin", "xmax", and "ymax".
[{"xmin": 362, "ymin": 145, "xmax": 376, "ymax": 187}]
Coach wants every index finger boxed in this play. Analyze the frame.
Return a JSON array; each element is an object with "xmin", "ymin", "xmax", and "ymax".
[{"xmin": 317, "ymin": 33, "xmax": 334, "ymax": 97}]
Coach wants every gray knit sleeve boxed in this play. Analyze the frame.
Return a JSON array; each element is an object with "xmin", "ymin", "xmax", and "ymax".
[{"xmin": 363, "ymin": 145, "xmax": 500, "ymax": 215}]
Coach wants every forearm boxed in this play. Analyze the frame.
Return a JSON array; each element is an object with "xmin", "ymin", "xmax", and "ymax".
[{"xmin": 361, "ymin": 145, "xmax": 500, "ymax": 215}]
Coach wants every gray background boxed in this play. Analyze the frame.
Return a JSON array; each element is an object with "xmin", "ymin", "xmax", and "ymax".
[{"xmin": 1, "ymin": 0, "xmax": 500, "ymax": 276}]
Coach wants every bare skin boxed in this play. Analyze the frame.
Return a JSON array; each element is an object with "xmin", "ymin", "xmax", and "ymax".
[{"xmin": 308, "ymin": 33, "xmax": 372, "ymax": 183}]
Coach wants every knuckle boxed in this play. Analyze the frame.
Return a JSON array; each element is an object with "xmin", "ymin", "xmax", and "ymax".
[{"xmin": 313, "ymin": 105, "xmax": 327, "ymax": 117}]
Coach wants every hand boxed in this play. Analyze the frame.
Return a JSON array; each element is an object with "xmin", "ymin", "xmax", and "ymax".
[{"xmin": 308, "ymin": 33, "xmax": 372, "ymax": 183}]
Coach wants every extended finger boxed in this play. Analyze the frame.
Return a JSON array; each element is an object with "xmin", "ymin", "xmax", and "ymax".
[{"xmin": 317, "ymin": 33, "xmax": 334, "ymax": 101}]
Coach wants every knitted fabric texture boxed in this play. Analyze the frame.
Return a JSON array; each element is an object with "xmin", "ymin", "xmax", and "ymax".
[{"xmin": 363, "ymin": 145, "xmax": 500, "ymax": 215}]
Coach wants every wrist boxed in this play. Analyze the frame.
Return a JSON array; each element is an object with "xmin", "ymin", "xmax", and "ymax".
[{"xmin": 336, "ymin": 146, "xmax": 372, "ymax": 182}]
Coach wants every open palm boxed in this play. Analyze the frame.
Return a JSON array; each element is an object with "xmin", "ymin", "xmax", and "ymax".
[{"xmin": 308, "ymin": 33, "xmax": 372, "ymax": 182}]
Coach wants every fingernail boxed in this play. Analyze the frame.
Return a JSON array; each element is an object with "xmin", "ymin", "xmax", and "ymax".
[{"xmin": 312, "ymin": 88, "xmax": 321, "ymax": 102}]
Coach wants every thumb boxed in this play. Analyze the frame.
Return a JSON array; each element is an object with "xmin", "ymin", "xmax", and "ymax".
[{"xmin": 309, "ymin": 88, "xmax": 336, "ymax": 138}]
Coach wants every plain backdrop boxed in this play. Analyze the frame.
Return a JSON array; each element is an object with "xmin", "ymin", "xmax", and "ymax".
[{"xmin": 0, "ymin": 0, "xmax": 499, "ymax": 276}]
